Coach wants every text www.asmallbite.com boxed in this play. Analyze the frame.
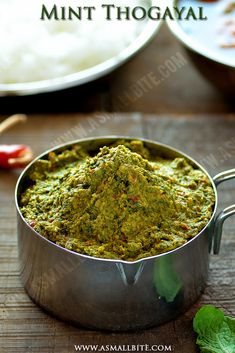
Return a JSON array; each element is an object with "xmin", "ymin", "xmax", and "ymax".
[{"xmin": 74, "ymin": 344, "xmax": 173, "ymax": 352}]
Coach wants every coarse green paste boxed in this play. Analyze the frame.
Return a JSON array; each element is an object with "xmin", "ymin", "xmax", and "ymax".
[{"xmin": 20, "ymin": 140, "xmax": 215, "ymax": 261}]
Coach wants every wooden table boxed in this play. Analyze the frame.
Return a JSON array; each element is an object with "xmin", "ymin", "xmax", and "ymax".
[{"xmin": 0, "ymin": 113, "xmax": 234, "ymax": 353}]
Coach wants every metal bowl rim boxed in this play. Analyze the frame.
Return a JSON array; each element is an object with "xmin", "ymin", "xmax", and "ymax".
[
  {"xmin": 166, "ymin": 0, "xmax": 235, "ymax": 68},
  {"xmin": 0, "ymin": 8, "xmax": 161, "ymax": 96},
  {"xmin": 15, "ymin": 135, "xmax": 218, "ymax": 265}
]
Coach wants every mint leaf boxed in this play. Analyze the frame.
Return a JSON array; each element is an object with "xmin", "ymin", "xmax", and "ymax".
[
  {"xmin": 153, "ymin": 256, "xmax": 182, "ymax": 303},
  {"xmin": 193, "ymin": 305, "xmax": 235, "ymax": 353}
]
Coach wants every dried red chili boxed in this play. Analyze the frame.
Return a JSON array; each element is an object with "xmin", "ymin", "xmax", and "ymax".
[{"xmin": 0, "ymin": 144, "xmax": 33, "ymax": 169}]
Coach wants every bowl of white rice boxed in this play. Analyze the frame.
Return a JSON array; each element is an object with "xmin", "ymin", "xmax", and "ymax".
[{"xmin": 0, "ymin": 0, "xmax": 161, "ymax": 96}]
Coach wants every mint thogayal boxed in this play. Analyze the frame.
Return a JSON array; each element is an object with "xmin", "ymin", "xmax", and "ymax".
[{"xmin": 20, "ymin": 140, "xmax": 215, "ymax": 261}]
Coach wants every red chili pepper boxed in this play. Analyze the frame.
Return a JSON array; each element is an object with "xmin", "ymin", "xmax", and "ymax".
[{"xmin": 0, "ymin": 144, "xmax": 33, "ymax": 169}]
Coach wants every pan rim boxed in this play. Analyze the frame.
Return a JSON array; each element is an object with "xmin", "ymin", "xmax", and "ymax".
[{"xmin": 15, "ymin": 135, "xmax": 218, "ymax": 265}]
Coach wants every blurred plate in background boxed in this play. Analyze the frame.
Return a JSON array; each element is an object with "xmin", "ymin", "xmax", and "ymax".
[{"xmin": 0, "ymin": 2, "xmax": 161, "ymax": 97}]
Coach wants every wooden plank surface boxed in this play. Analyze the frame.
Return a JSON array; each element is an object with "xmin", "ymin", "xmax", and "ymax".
[{"xmin": 0, "ymin": 113, "xmax": 235, "ymax": 353}]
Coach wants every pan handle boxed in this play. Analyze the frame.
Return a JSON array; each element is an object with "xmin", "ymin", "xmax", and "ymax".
[
  {"xmin": 213, "ymin": 169, "xmax": 235, "ymax": 254},
  {"xmin": 213, "ymin": 169, "xmax": 235, "ymax": 186}
]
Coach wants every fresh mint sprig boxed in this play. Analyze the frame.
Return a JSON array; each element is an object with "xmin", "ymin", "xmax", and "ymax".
[{"xmin": 193, "ymin": 305, "xmax": 235, "ymax": 353}]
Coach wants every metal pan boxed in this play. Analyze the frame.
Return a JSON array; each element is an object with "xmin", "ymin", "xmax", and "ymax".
[{"xmin": 15, "ymin": 137, "xmax": 235, "ymax": 330}]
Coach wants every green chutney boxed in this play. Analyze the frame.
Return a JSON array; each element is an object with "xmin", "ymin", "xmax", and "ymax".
[{"xmin": 20, "ymin": 140, "xmax": 215, "ymax": 261}]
